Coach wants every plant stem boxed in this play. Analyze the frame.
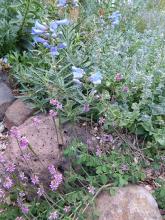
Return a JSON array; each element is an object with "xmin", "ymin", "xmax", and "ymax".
[{"xmin": 17, "ymin": 0, "xmax": 31, "ymax": 37}]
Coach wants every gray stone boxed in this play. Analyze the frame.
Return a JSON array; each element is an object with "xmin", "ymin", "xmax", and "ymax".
[
  {"xmin": 0, "ymin": 82, "xmax": 14, "ymax": 120},
  {"xmin": 87, "ymin": 185, "xmax": 162, "ymax": 220},
  {"xmin": 4, "ymin": 99, "xmax": 34, "ymax": 130}
]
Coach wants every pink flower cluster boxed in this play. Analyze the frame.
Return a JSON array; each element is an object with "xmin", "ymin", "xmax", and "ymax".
[
  {"xmin": 50, "ymin": 99, "xmax": 63, "ymax": 110},
  {"xmin": 88, "ymin": 185, "xmax": 95, "ymax": 195},
  {"xmin": 48, "ymin": 210, "xmax": 58, "ymax": 220},
  {"xmin": 49, "ymin": 99, "xmax": 63, "ymax": 117},
  {"xmin": 10, "ymin": 127, "xmax": 29, "ymax": 150},
  {"xmin": 48, "ymin": 165, "xmax": 63, "ymax": 191}
]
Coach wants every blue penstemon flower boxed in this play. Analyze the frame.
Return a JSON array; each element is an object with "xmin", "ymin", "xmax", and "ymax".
[
  {"xmin": 109, "ymin": 11, "xmax": 121, "ymax": 27},
  {"xmin": 31, "ymin": 21, "xmax": 47, "ymax": 35},
  {"xmin": 31, "ymin": 18, "xmax": 70, "ymax": 56},
  {"xmin": 57, "ymin": 0, "xmax": 67, "ymax": 7},
  {"xmin": 72, "ymin": 66, "xmax": 85, "ymax": 79},
  {"xmin": 89, "ymin": 71, "xmax": 103, "ymax": 85}
]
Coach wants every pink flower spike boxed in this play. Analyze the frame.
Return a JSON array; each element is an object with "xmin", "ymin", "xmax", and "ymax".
[
  {"xmin": 98, "ymin": 117, "xmax": 105, "ymax": 125},
  {"xmin": 48, "ymin": 210, "xmax": 58, "ymax": 220},
  {"xmin": 56, "ymin": 102, "xmax": 63, "ymax": 110},
  {"xmin": 115, "ymin": 73, "xmax": 122, "ymax": 82},
  {"xmin": 88, "ymin": 185, "xmax": 95, "ymax": 195},
  {"xmin": 49, "ymin": 110, "xmax": 58, "ymax": 117},
  {"xmin": 123, "ymin": 86, "xmax": 129, "ymax": 93},
  {"xmin": 19, "ymin": 172, "xmax": 27, "ymax": 181},
  {"xmin": 31, "ymin": 175, "xmax": 39, "ymax": 185},
  {"xmin": 64, "ymin": 206, "xmax": 71, "ymax": 213},
  {"xmin": 48, "ymin": 165, "xmax": 56, "ymax": 175},
  {"xmin": 10, "ymin": 127, "xmax": 21, "ymax": 139},
  {"xmin": 19, "ymin": 136, "xmax": 29, "ymax": 149},
  {"xmin": 15, "ymin": 217, "xmax": 25, "ymax": 220},
  {"xmin": 6, "ymin": 162, "xmax": 16, "ymax": 173},
  {"xmin": 37, "ymin": 186, "xmax": 44, "ymax": 197},
  {"xmin": 50, "ymin": 171, "xmax": 63, "ymax": 191},
  {"xmin": 21, "ymin": 205, "xmax": 29, "ymax": 214},
  {"xmin": 50, "ymin": 99, "xmax": 58, "ymax": 106},
  {"xmin": 96, "ymin": 148, "xmax": 102, "ymax": 157},
  {"xmin": 3, "ymin": 176, "xmax": 13, "ymax": 189}
]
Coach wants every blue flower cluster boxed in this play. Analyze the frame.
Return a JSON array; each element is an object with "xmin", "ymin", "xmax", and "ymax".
[
  {"xmin": 57, "ymin": 0, "xmax": 78, "ymax": 7},
  {"xmin": 109, "ymin": 11, "xmax": 121, "ymax": 27},
  {"xmin": 31, "ymin": 19, "xmax": 69, "ymax": 56},
  {"xmin": 72, "ymin": 66, "xmax": 103, "ymax": 85}
]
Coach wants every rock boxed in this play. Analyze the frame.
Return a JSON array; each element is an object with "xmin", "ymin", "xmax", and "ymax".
[
  {"xmin": 0, "ymin": 122, "xmax": 5, "ymax": 133},
  {"xmin": 5, "ymin": 115, "xmax": 66, "ymax": 184},
  {"xmin": 0, "ymin": 82, "xmax": 14, "ymax": 120},
  {"xmin": 87, "ymin": 185, "xmax": 162, "ymax": 220},
  {"xmin": 4, "ymin": 99, "xmax": 34, "ymax": 130}
]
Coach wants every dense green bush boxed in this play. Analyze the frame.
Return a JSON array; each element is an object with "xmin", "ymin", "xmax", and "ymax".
[{"xmin": 0, "ymin": 0, "xmax": 42, "ymax": 57}]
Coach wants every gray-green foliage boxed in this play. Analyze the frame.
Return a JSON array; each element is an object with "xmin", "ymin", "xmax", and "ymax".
[{"xmin": 9, "ymin": 0, "xmax": 165, "ymax": 146}]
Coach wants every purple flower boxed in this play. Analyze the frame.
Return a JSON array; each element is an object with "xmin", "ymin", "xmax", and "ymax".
[
  {"xmin": 57, "ymin": 42, "xmax": 67, "ymax": 49},
  {"xmin": 48, "ymin": 211, "xmax": 59, "ymax": 220},
  {"xmin": 31, "ymin": 175, "xmax": 39, "ymax": 185},
  {"xmin": 72, "ymin": 0, "xmax": 79, "ymax": 7},
  {"xmin": 15, "ymin": 217, "xmax": 25, "ymax": 220},
  {"xmin": 19, "ymin": 172, "xmax": 27, "ymax": 181},
  {"xmin": 50, "ymin": 171, "xmax": 63, "ymax": 191},
  {"xmin": 50, "ymin": 99, "xmax": 58, "ymax": 106},
  {"xmin": 48, "ymin": 165, "xmax": 56, "ymax": 175},
  {"xmin": 115, "ymin": 73, "xmax": 122, "ymax": 82},
  {"xmin": 31, "ymin": 21, "xmax": 47, "ymax": 35},
  {"xmin": 50, "ymin": 47, "xmax": 59, "ymax": 56},
  {"xmin": 5, "ymin": 162, "xmax": 16, "ymax": 173},
  {"xmin": 89, "ymin": 71, "xmax": 103, "ymax": 85},
  {"xmin": 109, "ymin": 11, "xmax": 121, "ymax": 27},
  {"xmin": 10, "ymin": 127, "xmax": 21, "ymax": 139},
  {"xmin": 96, "ymin": 147, "xmax": 102, "ymax": 157},
  {"xmin": 19, "ymin": 136, "xmax": 29, "ymax": 149},
  {"xmin": 50, "ymin": 21, "xmax": 58, "ymax": 32},
  {"xmin": 98, "ymin": 117, "xmax": 105, "ymax": 125},
  {"xmin": 72, "ymin": 66, "xmax": 85, "ymax": 79},
  {"xmin": 56, "ymin": 19, "xmax": 70, "ymax": 25},
  {"xmin": 88, "ymin": 185, "xmax": 95, "ymax": 195},
  {"xmin": 57, "ymin": 0, "xmax": 67, "ymax": 7},
  {"xmin": 3, "ymin": 176, "xmax": 13, "ymax": 189},
  {"xmin": 56, "ymin": 102, "xmax": 63, "ymax": 110},
  {"xmin": 21, "ymin": 205, "xmax": 29, "ymax": 214},
  {"xmin": 33, "ymin": 36, "xmax": 48, "ymax": 44},
  {"xmin": 49, "ymin": 110, "xmax": 58, "ymax": 117},
  {"xmin": 123, "ymin": 86, "xmax": 129, "ymax": 93},
  {"xmin": 64, "ymin": 206, "xmax": 71, "ymax": 213},
  {"xmin": 35, "ymin": 21, "xmax": 47, "ymax": 31},
  {"xmin": 83, "ymin": 103, "xmax": 90, "ymax": 112},
  {"xmin": 31, "ymin": 28, "xmax": 45, "ymax": 35},
  {"xmin": 37, "ymin": 186, "xmax": 45, "ymax": 197}
]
